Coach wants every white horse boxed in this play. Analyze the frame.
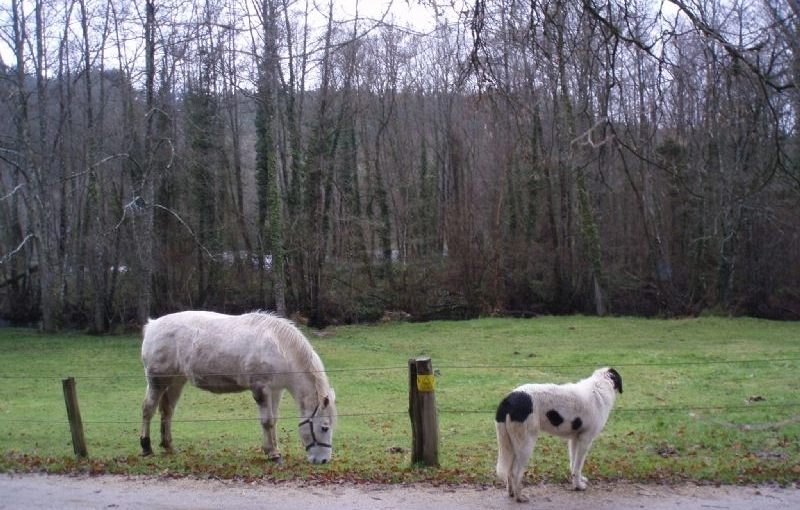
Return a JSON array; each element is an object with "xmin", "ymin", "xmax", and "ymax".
[{"xmin": 139, "ymin": 310, "xmax": 337, "ymax": 464}]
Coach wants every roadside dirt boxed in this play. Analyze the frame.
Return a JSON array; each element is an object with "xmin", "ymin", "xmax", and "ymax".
[{"xmin": 1, "ymin": 473, "xmax": 798, "ymax": 510}]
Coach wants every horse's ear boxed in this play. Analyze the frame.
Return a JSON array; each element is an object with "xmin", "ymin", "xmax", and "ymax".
[{"xmin": 324, "ymin": 388, "xmax": 336, "ymax": 407}]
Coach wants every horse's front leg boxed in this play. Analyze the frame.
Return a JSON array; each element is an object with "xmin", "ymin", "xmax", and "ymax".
[{"xmin": 253, "ymin": 387, "xmax": 283, "ymax": 462}]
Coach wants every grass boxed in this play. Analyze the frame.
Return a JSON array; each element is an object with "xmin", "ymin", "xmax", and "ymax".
[{"xmin": 0, "ymin": 316, "xmax": 799, "ymax": 486}]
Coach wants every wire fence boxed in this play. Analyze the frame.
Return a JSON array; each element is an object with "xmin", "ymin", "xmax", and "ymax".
[{"xmin": 1, "ymin": 358, "xmax": 799, "ymax": 426}]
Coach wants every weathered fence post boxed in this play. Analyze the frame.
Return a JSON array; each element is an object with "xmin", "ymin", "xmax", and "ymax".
[
  {"xmin": 62, "ymin": 377, "xmax": 88, "ymax": 457},
  {"xmin": 408, "ymin": 357, "xmax": 439, "ymax": 466}
]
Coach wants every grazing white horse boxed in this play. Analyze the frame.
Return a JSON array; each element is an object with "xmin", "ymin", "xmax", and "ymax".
[
  {"xmin": 495, "ymin": 367, "xmax": 623, "ymax": 502},
  {"xmin": 139, "ymin": 311, "xmax": 337, "ymax": 464}
]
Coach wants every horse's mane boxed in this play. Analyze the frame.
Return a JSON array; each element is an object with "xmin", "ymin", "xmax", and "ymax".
[{"xmin": 245, "ymin": 312, "xmax": 331, "ymax": 406}]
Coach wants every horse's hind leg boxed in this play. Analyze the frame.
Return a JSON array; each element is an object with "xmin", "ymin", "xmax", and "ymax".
[
  {"xmin": 140, "ymin": 377, "xmax": 167, "ymax": 456},
  {"xmin": 158, "ymin": 378, "xmax": 186, "ymax": 453}
]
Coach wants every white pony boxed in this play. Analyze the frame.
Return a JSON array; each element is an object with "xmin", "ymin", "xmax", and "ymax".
[
  {"xmin": 495, "ymin": 367, "xmax": 622, "ymax": 502},
  {"xmin": 139, "ymin": 311, "xmax": 337, "ymax": 464}
]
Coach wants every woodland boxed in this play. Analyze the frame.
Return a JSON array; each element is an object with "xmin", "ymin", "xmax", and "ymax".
[{"xmin": 0, "ymin": 0, "xmax": 798, "ymax": 332}]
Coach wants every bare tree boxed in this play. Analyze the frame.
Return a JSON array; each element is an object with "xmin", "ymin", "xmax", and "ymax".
[{"xmin": 1, "ymin": 0, "xmax": 797, "ymax": 325}]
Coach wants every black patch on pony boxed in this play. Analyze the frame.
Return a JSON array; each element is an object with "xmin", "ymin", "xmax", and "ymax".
[
  {"xmin": 545, "ymin": 410, "xmax": 564, "ymax": 427},
  {"xmin": 496, "ymin": 391, "xmax": 533, "ymax": 423},
  {"xmin": 571, "ymin": 417, "xmax": 583, "ymax": 431},
  {"xmin": 607, "ymin": 367, "xmax": 623, "ymax": 393}
]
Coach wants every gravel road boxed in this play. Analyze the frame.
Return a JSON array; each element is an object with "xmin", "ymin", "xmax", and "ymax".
[{"xmin": 1, "ymin": 473, "xmax": 798, "ymax": 510}]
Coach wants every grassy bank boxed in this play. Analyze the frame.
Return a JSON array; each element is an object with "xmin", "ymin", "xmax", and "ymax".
[{"xmin": 1, "ymin": 316, "xmax": 798, "ymax": 485}]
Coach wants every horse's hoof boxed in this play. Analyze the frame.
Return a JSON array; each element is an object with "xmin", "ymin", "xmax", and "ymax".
[
  {"xmin": 140, "ymin": 437, "xmax": 153, "ymax": 456},
  {"xmin": 268, "ymin": 454, "xmax": 283, "ymax": 464}
]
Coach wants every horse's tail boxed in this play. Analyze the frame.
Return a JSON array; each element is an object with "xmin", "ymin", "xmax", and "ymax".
[{"xmin": 495, "ymin": 417, "xmax": 513, "ymax": 480}]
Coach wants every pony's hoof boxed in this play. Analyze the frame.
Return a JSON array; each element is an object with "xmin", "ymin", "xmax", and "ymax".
[
  {"xmin": 571, "ymin": 474, "xmax": 588, "ymax": 490},
  {"xmin": 268, "ymin": 453, "xmax": 283, "ymax": 464}
]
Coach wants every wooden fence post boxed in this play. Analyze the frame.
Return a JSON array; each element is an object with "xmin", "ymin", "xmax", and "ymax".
[
  {"xmin": 408, "ymin": 357, "xmax": 439, "ymax": 467},
  {"xmin": 62, "ymin": 377, "xmax": 88, "ymax": 457}
]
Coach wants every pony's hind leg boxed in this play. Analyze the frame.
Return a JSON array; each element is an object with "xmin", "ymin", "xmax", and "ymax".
[
  {"xmin": 568, "ymin": 435, "xmax": 593, "ymax": 490},
  {"xmin": 507, "ymin": 425, "xmax": 537, "ymax": 503}
]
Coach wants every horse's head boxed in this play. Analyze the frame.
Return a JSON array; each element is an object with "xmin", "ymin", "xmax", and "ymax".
[{"xmin": 298, "ymin": 391, "xmax": 336, "ymax": 463}]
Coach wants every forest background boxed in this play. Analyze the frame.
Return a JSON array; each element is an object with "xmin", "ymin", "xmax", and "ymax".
[{"xmin": 0, "ymin": 0, "xmax": 798, "ymax": 332}]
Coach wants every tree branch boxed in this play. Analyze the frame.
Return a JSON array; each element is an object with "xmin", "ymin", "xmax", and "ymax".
[
  {"xmin": 0, "ymin": 233, "xmax": 35, "ymax": 266},
  {"xmin": 667, "ymin": 0, "xmax": 795, "ymax": 92}
]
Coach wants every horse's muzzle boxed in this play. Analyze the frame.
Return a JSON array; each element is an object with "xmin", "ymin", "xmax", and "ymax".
[
  {"xmin": 307, "ymin": 451, "xmax": 331, "ymax": 464},
  {"xmin": 300, "ymin": 411, "xmax": 333, "ymax": 464}
]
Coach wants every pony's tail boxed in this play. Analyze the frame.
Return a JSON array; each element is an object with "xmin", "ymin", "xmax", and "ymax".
[{"xmin": 495, "ymin": 418, "xmax": 513, "ymax": 480}]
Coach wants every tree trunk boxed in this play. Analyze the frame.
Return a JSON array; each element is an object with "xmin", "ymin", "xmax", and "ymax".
[{"xmin": 136, "ymin": 0, "xmax": 157, "ymax": 324}]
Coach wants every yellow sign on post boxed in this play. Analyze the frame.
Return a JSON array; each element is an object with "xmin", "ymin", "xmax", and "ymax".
[{"xmin": 417, "ymin": 374, "xmax": 435, "ymax": 392}]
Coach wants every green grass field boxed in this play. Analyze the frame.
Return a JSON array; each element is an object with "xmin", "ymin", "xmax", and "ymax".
[{"xmin": 1, "ymin": 316, "xmax": 798, "ymax": 486}]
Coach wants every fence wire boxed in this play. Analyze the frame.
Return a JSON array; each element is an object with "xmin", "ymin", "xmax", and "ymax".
[
  {"xmin": 1, "ymin": 357, "xmax": 798, "ymax": 380},
  {"xmin": 0, "ymin": 358, "xmax": 798, "ymax": 426}
]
